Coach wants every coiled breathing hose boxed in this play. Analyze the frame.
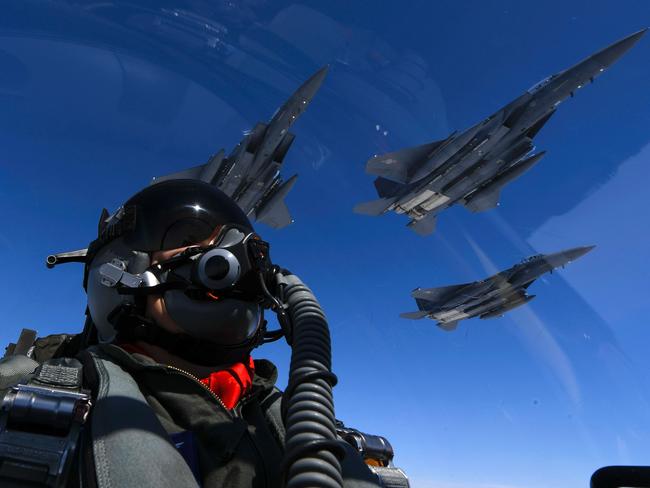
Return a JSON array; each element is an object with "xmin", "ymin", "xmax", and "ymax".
[{"xmin": 276, "ymin": 273, "xmax": 345, "ymax": 488}]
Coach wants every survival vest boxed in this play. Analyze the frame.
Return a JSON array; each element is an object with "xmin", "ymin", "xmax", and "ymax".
[{"xmin": 0, "ymin": 329, "xmax": 410, "ymax": 488}]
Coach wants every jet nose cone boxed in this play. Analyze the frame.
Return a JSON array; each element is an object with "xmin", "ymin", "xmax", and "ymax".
[
  {"xmin": 313, "ymin": 64, "xmax": 330, "ymax": 81},
  {"xmin": 593, "ymin": 28, "xmax": 647, "ymax": 68},
  {"xmin": 563, "ymin": 245, "xmax": 596, "ymax": 262},
  {"xmin": 546, "ymin": 245, "xmax": 595, "ymax": 268},
  {"xmin": 301, "ymin": 65, "xmax": 329, "ymax": 96},
  {"xmin": 625, "ymin": 28, "xmax": 648, "ymax": 45}
]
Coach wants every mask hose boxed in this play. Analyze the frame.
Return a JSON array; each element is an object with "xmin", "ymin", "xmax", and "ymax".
[{"xmin": 275, "ymin": 273, "xmax": 345, "ymax": 488}]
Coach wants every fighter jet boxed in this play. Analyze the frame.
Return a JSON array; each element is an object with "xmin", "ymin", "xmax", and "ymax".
[
  {"xmin": 152, "ymin": 66, "xmax": 328, "ymax": 229},
  {"xmin": 355, "ymin": 29, "xmax": 646, "ymax": 235},
  {"xmin": 400, "ymin": 246, "xmax": 594, "ymax": 330}
]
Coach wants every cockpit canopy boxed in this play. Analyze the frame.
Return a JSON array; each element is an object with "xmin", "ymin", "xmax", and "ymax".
[
  {"xmin": 521, "ymin": 254, "xmax": 543, "ymax": 264},
  {"xmin": 526, "ymin": 74, "xmax": 559, "ymax": 94}
]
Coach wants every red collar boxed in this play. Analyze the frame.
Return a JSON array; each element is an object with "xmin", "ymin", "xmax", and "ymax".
[
  {"xmin": 199, "ymin": 356, "xmax": 255, "ymax": 409},
  {"xmin": 120, "ymin": 343, "xmax": 255, "ymax": 410}
]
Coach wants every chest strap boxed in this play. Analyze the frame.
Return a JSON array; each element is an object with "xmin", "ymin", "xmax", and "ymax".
[
  {"xmin": 83, "ymin": 348, "xmax": 200, "ymax": 488},
  {"xmin": 0, "ymin": 359, "xmax": 91, "ymax": 488}
]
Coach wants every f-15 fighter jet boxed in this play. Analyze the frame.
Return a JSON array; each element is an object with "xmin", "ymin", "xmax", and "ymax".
[
  {"xmin": 400, "ymin": 246, "xmax": 594, "ymax": 330},
  {"xmin": 355, "ymin": 29, "xmax": 646, "ymax": 235},
  {"xmin": 153, "ymin": 66, "xmax": 328, "ymax": 229}
]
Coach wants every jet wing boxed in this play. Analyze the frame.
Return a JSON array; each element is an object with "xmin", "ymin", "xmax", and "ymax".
[
  {"xmin": 151, "ymin": 163, "xmax": 204, "ymax": 183},
  {"xmin": 412, "ymin": 284, "xmax": 470, "ymax": 303},
  {"xmin": 353, "ymin": 197, "xmax": 396, "ymax": 216},
  {"xmin": 366, "ymin": 138, "xmax": 449, "ymax": 184},
  {"xmin": 151, "ymin": 150, "xmax": 226, "ymax": 186}
]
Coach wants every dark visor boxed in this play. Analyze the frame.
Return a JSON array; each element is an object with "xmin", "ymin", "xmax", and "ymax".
[{"xmin": 121, "ymin": 180, "xmax": 253, "ymax": 251}]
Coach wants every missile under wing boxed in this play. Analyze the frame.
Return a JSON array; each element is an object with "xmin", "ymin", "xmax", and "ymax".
[
  {"xmin": 152, "ymin": 66, "xmax": 328, "ymax": 229},
  {"xmin": 400, "ymin": 246, "xmax": 594, "ymax": 330},
  {"xmin": 355, "ymin": 29, "xmax": 646, "ymax": 235}
]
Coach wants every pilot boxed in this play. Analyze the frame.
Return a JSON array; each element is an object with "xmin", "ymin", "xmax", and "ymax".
[{"xmin": 0, "ymin": 179, "xmax": 407, "ymax": 488}]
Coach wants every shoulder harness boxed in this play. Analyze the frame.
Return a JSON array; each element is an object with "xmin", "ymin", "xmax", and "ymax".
[{"xmin": 0, "ymin": 329, "xmax": 91, "ymax": 487}]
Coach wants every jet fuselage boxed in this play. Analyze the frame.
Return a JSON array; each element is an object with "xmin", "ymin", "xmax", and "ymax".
[
  {"xmin": 357, "ymin": 29, "xmax": 646, "ymax": 235},
  {"xmin": 404, "ymin": 246, "xmax": 594, "ymax": 328}
]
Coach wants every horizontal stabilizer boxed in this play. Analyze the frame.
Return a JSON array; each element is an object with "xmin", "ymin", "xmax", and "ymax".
[
  {"xmin": 412, "ymin": 284, "xmax": 469, "ymax": 303},
  {"xmin": 353, "ymin": 197, "xmax": 395, "ymax": 216},
  {"xmin": 366, "ymin": 139, "xmax": 446, "ymax": 184},
  {"xmin": 437, "ymin": 320, "xmax": 459, "ymax": 332},
  {"xmin": 151, "ymin": 150, "xmax": 226, "ymax": 185},
  {"xmin": 463, "ymin": 188, "xmax": 501, "ymax": 213},
  {"xmin": 256, "ymin": 199, "xmax": 293, "ymax": 229},
  {"xmin": 407, "ymin": 213, "xmax": 438, "ymax": 235},
  {"xmin": 399, "ymin": 310, "xmax": 429, "ymax": 320},
  {"xmin": 374, "ymin": 177, "xmax": 405, "ymax": 198}
]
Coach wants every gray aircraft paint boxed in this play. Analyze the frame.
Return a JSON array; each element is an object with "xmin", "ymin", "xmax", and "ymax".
[
  {"xmin": 152, "ymin": 66, "xmax": 328, "ymax": 229},
  {"xmin": 400, "ymin": 246, "xmax": 594, "ymax": 330},
  {"xmin": 355, "ymin": 29, "xmax": 646, "ymax": 235}
]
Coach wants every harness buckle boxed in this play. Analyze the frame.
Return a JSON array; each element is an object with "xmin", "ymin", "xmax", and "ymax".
[{"xmin": 0, "ymin": 383, "xmax": 92, "ymax": 487}]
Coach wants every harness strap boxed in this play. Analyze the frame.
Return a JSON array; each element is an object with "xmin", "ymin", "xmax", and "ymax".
[
  {"xmin": 0, "ymin": 358, "xmax": 91, "ymax": 488},
  {"xmin": 259, "ymin": 387, "xmax": 285, "ymax": 447},
  {"xmin": 82, "ymin": 348, "xmax": 199, "ymax": 488},
  {"xmin": 13, "ymin": 329, "xmax": 37, "ymax": 357}
]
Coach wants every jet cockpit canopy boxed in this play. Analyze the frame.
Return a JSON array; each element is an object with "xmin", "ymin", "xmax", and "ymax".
[
  {"xmin": 527, "ymin": 74, "xmax": 559, "ymax": 94},
  {"xmin": 521, "ymin": 254, "xmax": 543, "ymax": 263}
]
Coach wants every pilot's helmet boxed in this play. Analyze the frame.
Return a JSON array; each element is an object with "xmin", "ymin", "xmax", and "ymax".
[{"xmin": 84, "ymin": 180, "xmax": 264, "ymax": 364}]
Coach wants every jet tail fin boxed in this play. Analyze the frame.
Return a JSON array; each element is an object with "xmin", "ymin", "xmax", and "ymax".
[
  {"xmin": 353, "ymin": 197, "xmax": 395, "ymax": 216},
  {"xmin": 374, "ymin": 177, "xmax": 405, "ymax": 198},
  {"xmin": 366, "ymin": 139, "xmax": 446, "ymax": 184},
  {"xmin": 399, "ymin": 310, "xmax": 429, "ymax": 320}
]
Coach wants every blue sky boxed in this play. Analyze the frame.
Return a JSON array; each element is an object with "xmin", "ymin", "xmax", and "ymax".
[{"xmin": 1, "ymin": 1, "xmax": 650, "ymax": 487}]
